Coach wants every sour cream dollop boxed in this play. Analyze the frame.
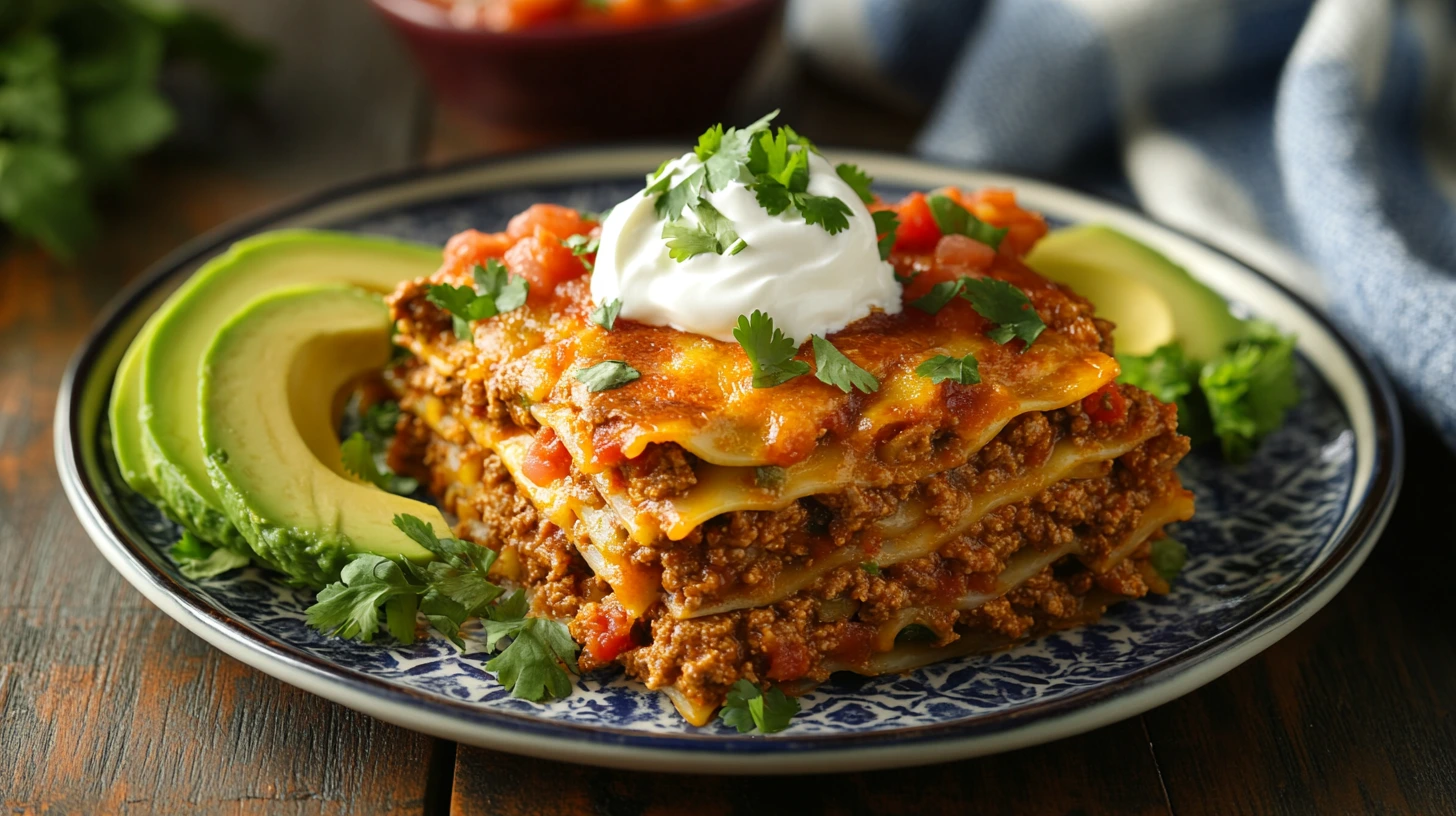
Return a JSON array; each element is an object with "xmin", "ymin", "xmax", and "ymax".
[{"xmin": 590, "ymin": 150, "xmax": 902, "ymax": 343}]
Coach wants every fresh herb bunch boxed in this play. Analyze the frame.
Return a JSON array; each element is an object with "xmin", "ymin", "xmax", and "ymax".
[
  {"xmin": 1118, "ymin": 321, "xmax": 1299, "ymax": 461},
  {"xmin": 0, "ymin": 0, "xmax": 269, "ymax": 256},
  {"xmin": 305, "ymin": 514, "xmax": 579, "ymax": 703}
]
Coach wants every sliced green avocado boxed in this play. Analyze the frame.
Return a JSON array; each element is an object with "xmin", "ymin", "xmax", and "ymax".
[
  {"xmin": 1025, "ymin": 224, "xmax": 1245, "ymax": 360},
  {"xmin": 200, "ymin": 284, "xmax": 449, "ymax": 587},
  {"xmin": 120, "ymin": 230, "xmax": 440, "ymax": 549}
]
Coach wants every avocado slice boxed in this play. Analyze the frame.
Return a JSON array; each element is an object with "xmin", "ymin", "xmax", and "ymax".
[
  {"xmin": 115, "ymin": 230, "xmax": 440, "ymax": 549},
  {"xmin": 1025, "ymin": 225, "xmax": 1245, "ymax": 360},
  {"xmin": 200, "ymin": 284, "xmax": 449, "ymax": 586}
]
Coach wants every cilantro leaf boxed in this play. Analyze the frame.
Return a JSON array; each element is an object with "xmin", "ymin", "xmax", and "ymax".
[
  {"xmin": 733, "ymin": 311, "xmax": 811, "ymax": 388},
  {"xmin": 694, "ymin": 123, "xmax": 724, "ymax": 160},
  {"xmin": 170, "ymin": 531, "xmax": 250, "ymax": 580},
  {"xmin": 719, "ymin": 679, "xmax": 799, "ymax": 734},
  {"xmin": 427, "ymin": 260, "xmax": 529, "ymax": 338},
  {"xmin": 656, "ymin": 166, "xmax": 705, "ymax": 221},
  {"xmin": 872, "ymin": 210, "xmax": 899, "ymax": 261},
  {"xmin": 811, "ymin": 335, "xmax": 878, "ymax": 394},
  {"xmin": 305, "ymin": 554, "xmax": 420, "ymax": 644},
  {"xmin": 860, "ymin": 561, "xmax": 881, "ymax": 576},
  {"xmin": 1117, "ymin": 343, "xmax": 1212, "ymax": 445},
  {"xmin": 575, "ymin": 360, "xmax": 640, "ymax": 392},
  {"xmin": 662, "ymin": 198, "xmax": 745, "ymax": 261},
  {"xmin": 392, "ymin": 514, "xmax": 503, "ymax": 614},
  {"xmin": 482, "ymin": 589, "xmax": 579, "ymax": 702},
  {"xmin": 911, "ymin": 278, "xmax": 966, "ymax": 315},
  {"xmin": 1198, "ymin": 322, "xmax": 1299, "ymax": 461},
  {"xmin": 421, "ymin": 587, "xmax": 469, "ymax": 650},
  {"xmin": 591, "ymin": 298, "xmax": 622, "ymax": 330},
  {"xmin": 958, "ymin": 277, "xmax": 1047, "ymax": 348},
  {"xmin": 695, "ymin": 110, "xmax": 777, "ymax": 193},
  {"xmin": 643, "ymin": 160, "xmax": 673, "ymax": 196},
  {"xmin": 795, "ymin": 193, "xmax": 854, "ymax": 235},
  {"xmin": 835, "ymin": 163, "xmax": 875, "ymax": 204},
  {"xmin": 342, "ymin": 432, "xmax": 419, "ymax": 495},
  {"xmin": 927, "ymin": 194, "xmax": 1007, "ymax": 249},
  {"xmin": 916, "ymin": 353, "xmax": 981, "ymax": 385},
  {"xmin": 1150, "ymin": 538, "xmax": 1188, "ymax": 584},
  {"xmin": 475, "ymin": 258, "xmax": 529, "ymax": 312},
  {"xmin": 750, "ymin": 178, "xmax": 794, "ymax": 216},
  {"xmin": 563, "ymin": 233, "xmax": 599, "ymax": 271}
]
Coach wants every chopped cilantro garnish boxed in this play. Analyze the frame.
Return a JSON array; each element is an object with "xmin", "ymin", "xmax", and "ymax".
[
  {"xmin": 810, "ymin": 335, "xmax": 878, "ymax": 394},
  {"xmin": 574, "ymin": 360, "xmax": 640, "ymax": 392},
  {"xmin": 872, "ymin": 210, "xmax": 899, "ymax": 261},
  {"xmin": 305, "ymin": 554, "xmax": 421, "ymax": 644},
  {"xmin": 426, "ymin": 259, "xmax": 528, "ymax": 339},
  {"xmin": 482, "ymin": 589, "xmax": 579, "ymax": 702},
  {"xmin": 563, "ymin": 233, "xmax": 599, "ymax": 270},
  {"xmin": 662, "ymin": 198, "xmax": 746, "ymax": 261},
  {"xmin": 910, "ymin": 276, "xmax": 1046, "ymax": 350},
  {"xmin": 916, "ymin": 353, "xmax": 981, "ymax": 385},
  {"xmin": 733, "ymin": 310, "xmax": 810, "ymax": 388},
  {"xmin": 720, "ymin": 679, "xmax": 800, "ymax": 734},
  {"xmin": 959, "ymin": 277, "xmax": 1046, "ymax": 348},
  {"xmin": 1198, "ymin": 322, "xmax": 1299, "ymax": 461},
  {"xmin": 393, "ymin": 514, "xmax": 504, "ymax": 614},
  {"xmin": 170, "ymin": 531, "xmax": 249, "ymax": 580},
  {"xmin": 926, "ymin": 194, "xmax": 1007, "ymax": 249},
  {"xmin": 590, "ymin": 298, "xmax": 622, "ymax": 330},
  {"xmin": 1117, "ymin": 343, "xmax": 1210, "ymax": 445},
  {"xmin": 835, "ymin": 163, "xmax": 875, "ymax": 204},
  {"xmin": 1150, "ymin": 538, "xmax": 1189, "ymax": 584},
  {"xmin": 795, "ymin": 193, "xmax": 854, "ymax": 235},
  {"xmin": 341, "ymin": 431, "xmax": 419, "ymax": 495},
  {"xmin": 860, "ymin": 561, "xmax": 881, "ymax": 576}
]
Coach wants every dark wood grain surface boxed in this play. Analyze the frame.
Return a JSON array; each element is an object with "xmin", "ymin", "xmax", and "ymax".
[{"xmin": 2, "ymin": 2, "xmax": 1454, "ymax": 814}]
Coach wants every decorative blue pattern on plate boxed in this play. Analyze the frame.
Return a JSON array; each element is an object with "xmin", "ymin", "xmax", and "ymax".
[{"xmin": 58, "ymin": 150, "xmax": 1400, "ymax": 770}]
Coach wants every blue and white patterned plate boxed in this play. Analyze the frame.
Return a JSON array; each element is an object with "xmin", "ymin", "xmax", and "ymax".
[{"xmin": 56, "ymin": 148, "xmax": 1402, "ymax": 774}]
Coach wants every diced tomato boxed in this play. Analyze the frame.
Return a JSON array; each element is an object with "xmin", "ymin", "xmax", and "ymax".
[
  {"xmin": 444, "ymin": 229, "xmax": 513, "ymax": 267},
  {"xmin": 522, "ymin": 427, "xmax": 571, "ymax": 486},
  {"xmin": 580, "ymin": 597, "xmax": 636, "ymax": 664},
  {"xmin": 765, "ymin": 638, "xmax": 811, "ymax": 682},
  {"xmin": 503, "ymin": 226, "xmax": 589, "ymax": 295},
  {"xmin": 1082, "ymin": 383, "xmax": 1129, "ymax": 424},
  {"xmin": 891, "ymin": 192, "xmax": 942, "ymax": 254},
  {"xmin": 507, "ymin": 203, "xmax": 592, "ymax": 242},
  {"xmin": 934, "ymin": 233, "xmax": 996, "ymax": 274}
]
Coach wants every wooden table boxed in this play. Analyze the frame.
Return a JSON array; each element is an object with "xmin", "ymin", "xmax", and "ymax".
[{"xmin": 3, "ymin": 4, "xmax": 1454, "ymax": 813}]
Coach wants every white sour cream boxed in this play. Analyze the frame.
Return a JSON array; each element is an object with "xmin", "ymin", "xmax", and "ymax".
[{"xmin": 590, "ymin": 150, "xmax": 902, "ymax": 343}]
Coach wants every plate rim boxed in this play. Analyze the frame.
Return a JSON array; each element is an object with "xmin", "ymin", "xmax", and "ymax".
[{"xmin": 54, "ymin": 145, "xmax": 1405, "ymax": 774}]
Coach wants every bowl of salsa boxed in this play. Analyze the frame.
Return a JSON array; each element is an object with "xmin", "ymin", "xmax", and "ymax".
[{"xmin": 371, "ymin": 0, "xmax": 784, "ymax": 135}]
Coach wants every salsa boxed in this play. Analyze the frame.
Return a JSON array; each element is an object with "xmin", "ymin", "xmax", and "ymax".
[{"xmin": 431, "ymin": 0, "xmax": 726, "ymax": 32}]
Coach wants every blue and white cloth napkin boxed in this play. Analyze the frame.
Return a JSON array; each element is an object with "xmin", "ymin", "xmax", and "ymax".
[{"xmin": 790, "ymin": 0, "xmax": 1456, "ymax": 450}]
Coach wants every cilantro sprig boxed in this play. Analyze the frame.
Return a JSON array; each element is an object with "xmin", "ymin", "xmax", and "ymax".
[
  {"xmin": 733, "ymin": 310, "xmax": 810, "ymax": 388},
  {"xmin": 911, "ymin": 276, "xmax": 1047, "ymax": 350},
  {"xmin": 746, "ymin": 127, "xmax": 855, "ymax": 235},
  {"xmin": 811, "ymin": 335, "xmax": 878, "ymax": 394},
  {"xmin": 426, "ymin": 259, "xmax": 529, "ymax": 339},
  {"xmin": 916, "ymin": 353, "xmax": 982, "ymax": 385},
  {"xmin": 304, "ymin": 514, "xmax": 579, "ymax": 703},
  {"xmin": 662, "ymin": 198, "xmax": 746, "ymax": 261},
  {"xmin": 719, "ymin": 679, "xmax": 800, "ymax": 734}
]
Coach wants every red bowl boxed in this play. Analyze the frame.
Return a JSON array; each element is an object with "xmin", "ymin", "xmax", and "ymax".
[{"xmin": 370, "ymin": 0, "xmax": 784, "ymax": 137}]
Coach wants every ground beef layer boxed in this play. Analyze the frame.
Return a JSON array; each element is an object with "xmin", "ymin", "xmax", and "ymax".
[{"xmin": 399, "ymin": 414, "xmax": 1188, "ymax": 715}]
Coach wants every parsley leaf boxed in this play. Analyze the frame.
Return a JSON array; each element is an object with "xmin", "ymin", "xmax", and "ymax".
[
  {"xmin": 860, "ymin": 561, "xmax": 881, "ymax": 576},
  {"xmin": 591, "ymin": 298, "xmax": 622, "ymax": 330},
  {"xmin": 835, "ymin": 163, "xmax": 876, "ymax": 204},
  {"xmin": 305, "ymin": 554, "xmax": 420, "ymax": 644},
  {"xmin": 959, "ymin": 277, "xmax": 1047, "ymax": 348},
  {"xmin": 393, "ymin": 514, "xmax": 504, "ymax": 614},
  {"xmin": 1198, "ymin": 322, "xmax": 1299, "ymax": 461},
  {"xmin": 662, "ymin": 198, "xmax": 746, "ymax": 261},
  {"xmin": 872, "ymin": 210, "xmax": 899, "ymax": 261},
  {"xmin": 575, "ymin": 360, "xmax": 641, "ymax": 392},
  {"xmin": 916, "ymin": 353, "xmax": 982, "ymax": 385},
  {"xmin": 482, "ymin": 590, "xmax": 579, "ymax": 702},
  {"xmin": 719, "ymin": 679, "xmax": 800, "ymax": 734},
  {"xmin": 926, "ymin": 194, "xmax": 1007, "ymax": 249},
  {"xmin": 170, "ymin": 531, "xmax": 250, "ymax": 580},
  {"xmin": 733, "ymin": 310, "xmax": 811, "ymax": 388},
  {"xmin": 810, "ymin": 335, "xmax": 878, "ymax": 394},
  {"xmin": 342, "ymin": 432, "xmax": 419, "ymax": 495},
  {"xmin": 563, "ymin": 233, "xmax": 599, "ymax": 271},
  {"xmin": 1150, "ymin": 538, "xmax": 1188, "ymax": 584}
]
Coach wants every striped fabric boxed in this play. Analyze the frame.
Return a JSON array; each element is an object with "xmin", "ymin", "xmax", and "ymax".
[{"xmin": 789, "ymin": 0, "xmax": 1456, "ymax": 448}]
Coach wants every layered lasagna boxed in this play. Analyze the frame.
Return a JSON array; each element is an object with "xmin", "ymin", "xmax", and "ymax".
[{"xmin": 385, "ymin": 188, "xmax": 1193, "ymax": 725}]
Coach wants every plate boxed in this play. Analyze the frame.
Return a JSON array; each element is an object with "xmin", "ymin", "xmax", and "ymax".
[{"xmin": 56, "ymin": 147, "xmax": 1403, "ymax": 774}]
